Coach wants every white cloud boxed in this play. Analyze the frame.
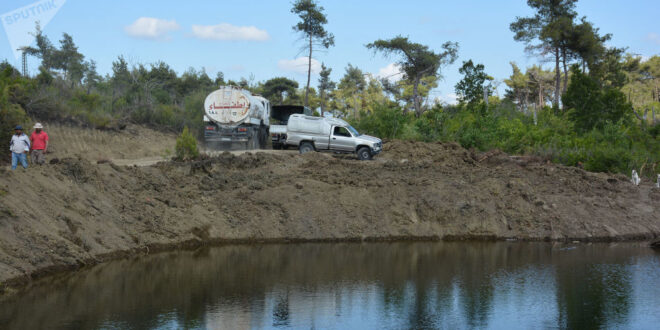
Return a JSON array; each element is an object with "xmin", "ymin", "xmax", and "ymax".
[
  {"xmin": 191, "ymin": 23, "xmax": 269, "ymax": 41},
  {"xmin": 277, "ymin": 57, "xmax": 321, "ymax": 75},
  {"xmin": 376, "ymin": 63, "xmax": 403, "ymax": 82},
  {"xmin": 125, "ymin": 17, "xmax": 180, "ymax": 40},
  {"xmin": 436, "ymin": 93, "xmax": 458, "ymax": 105},
  {"xmin": 647, "ymin": 33, "xmax": 660, "ymax": 45}
]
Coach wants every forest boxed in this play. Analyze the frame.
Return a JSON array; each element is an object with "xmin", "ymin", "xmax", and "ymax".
[{"xmin": 1, "ymin": 0, "xmax": 658, "ymax": 176}]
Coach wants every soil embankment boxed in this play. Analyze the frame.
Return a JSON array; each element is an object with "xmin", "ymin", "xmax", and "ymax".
[
  {"xmin": 36, "ymin": 123, "xmax": 176, "ymax": 163},
  {"xmin": 0, "ymin": 129, "xmax": 658, "ymax": 289}
]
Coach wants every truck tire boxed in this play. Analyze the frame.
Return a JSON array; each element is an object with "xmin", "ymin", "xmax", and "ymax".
[
  {"xmin": 247, "ymin": 129, "xmax": 258, "ymax": 150},
  {"xmin": 357, "ymin": 146, "xmax": 372, "ymax": 160},
  {"xmin": 252, "ymin": 130, "xmax": 260, "ymax": 149},
  {"xmin": 299, "ymin": 142, "xmax": 314, "ymax": 154},
  {"xmin": 258, "ymin": 125, "xmax": 268, "ymax": 149}
]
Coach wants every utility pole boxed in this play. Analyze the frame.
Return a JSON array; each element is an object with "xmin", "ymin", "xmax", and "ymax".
[
  {"xmin": 18, "ymin": 47, "xmax": 28, "ymax": 77},
  {"xmin": 22, "ymin": 52, "xmax": 27, "ymax": 77}
]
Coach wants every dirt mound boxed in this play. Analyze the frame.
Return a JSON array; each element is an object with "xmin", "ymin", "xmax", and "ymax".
[
  {"xmin": 0, "ymin": 140, "xmax": 658, "ymax": 291},
  {"xmin": 39, "ymin": 124, "xmax": 176, "ymax": 163},
  {"xmin": 381, "ymin": 140, "xmax": 474, "ymax": 165}
]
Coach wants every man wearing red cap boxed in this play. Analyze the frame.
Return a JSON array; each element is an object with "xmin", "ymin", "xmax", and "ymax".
[{"xmin": 30, "ymin": 123, "xmax": 49, "ymax": 165}]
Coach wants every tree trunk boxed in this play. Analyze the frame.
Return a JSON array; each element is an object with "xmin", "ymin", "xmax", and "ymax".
[
  {"xmin": 320, "ymin": 90, "xmax": 325, "ymax": 116},
  {"xmin": 304, "ymin": 35, "xmax": 312, "ymax": 107},
  {"xmin": 413, "ymin": 76, "xmax": 421, "ymax": 117},
  {"xmin": 561, "ymin": 46, "xmax": 568, "ymax": 109},
  {"xmin": 554, "ymin": 47, "xmax": 561, "ymax": 109},
  {"xmin": 538, "ymin": 81, "xmax": 544, "ymax": 109}
]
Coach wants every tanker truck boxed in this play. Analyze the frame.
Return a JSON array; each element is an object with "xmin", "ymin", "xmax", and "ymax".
[{"xmin": 203, "ymin": 86, "xmax": 270, "ymax": 149}]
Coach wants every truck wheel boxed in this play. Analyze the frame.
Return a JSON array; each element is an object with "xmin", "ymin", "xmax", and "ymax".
[
  {"xmin": 259, "ymin": 125, "xmax": 268, "ymax": 149},
  {"xmin": 247, "ymin": 130, "xmax": 258, "ymax": 150},
  {"xmin": 357, "ymin": 147, "xmax": 372, "ymax": 160},
  {"xmin": 299, "ymin": 142, "xmax": 314, "ymax": 154},
  {"xmin": 253, "ymin": 132, "xmax": 260, "ymax": 149}
]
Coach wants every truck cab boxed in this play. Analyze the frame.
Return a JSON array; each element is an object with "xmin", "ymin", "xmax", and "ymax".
[{"xmin": 285, "ymin": 114, "xmax": 383, "ymax": 160}]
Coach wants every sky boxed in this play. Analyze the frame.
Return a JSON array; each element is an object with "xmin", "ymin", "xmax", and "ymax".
[{"xmin": 1, "ymin": 0, "xmax": 658, "ymax": 104}]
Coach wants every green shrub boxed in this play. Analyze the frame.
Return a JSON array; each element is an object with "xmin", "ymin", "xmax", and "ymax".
[
  {"xmin": 351, "ymin": 103, "xmax": 410, "ymax": 139},
  {"xmin": 564, "ymin": 65, "xmax": 633, "ymax": 132},
  {"xmin": 175, "ymin": 126, "xmax": 199, "ymax": 160}
]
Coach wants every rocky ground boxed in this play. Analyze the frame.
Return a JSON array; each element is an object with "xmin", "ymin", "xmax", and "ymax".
[{"xmin": 0, "ymin": 129, "xmax": 658, "ymax": 291}]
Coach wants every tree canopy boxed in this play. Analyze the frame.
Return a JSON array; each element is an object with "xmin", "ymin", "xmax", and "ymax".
[
  {"xmin": 262, "ymin": 77, "xmax": 299, "ymax": 105},
  {"xmin": 291, "ymin": 0, "xmax": 335, "ymax": 108},
  {"xmin": 366, "ymin": 36, "xmax": 458, "ymax": 116},
  {"xmin": 317, "ymin": 63, "xmax": 335, "ymax": 115},
  {"xmin": 455, "ymin": 60, "xmax": 493, "ymax": 105}
]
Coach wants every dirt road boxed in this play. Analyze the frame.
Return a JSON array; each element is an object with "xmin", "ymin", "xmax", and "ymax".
[{"xmin": 0, "ymin": 127, "xmax": 658, "ymax": 292}]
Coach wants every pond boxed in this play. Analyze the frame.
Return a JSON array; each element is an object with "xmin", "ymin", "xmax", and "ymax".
[{"xmin": 0, "ymin": 242, "xmax": 658, "ymax": 329}]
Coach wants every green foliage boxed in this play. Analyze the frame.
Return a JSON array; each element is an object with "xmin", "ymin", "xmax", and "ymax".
[
  {"xmin": 261, "ymin": 77, "xmax": 299, "ymax": 105},
  {"xmin": 351, "ymin": 100, "xmax": 658, "ymax": 177},
  {"xmin": 563, "ymin": 65, "xmax": 632, "ymax": 132},
  {"xmin": 291, "ymin": 0, "xmax": 335, "ymax": 106},
  {"xmin": 0, "ymin": 62, "xmax": 31, "ymax": 162},
  {"xmin": 2, "ymin": 23, "xmax": 656, "ymax": 177},
  {"xmin": 175, "ymin": 126, "xmax": 199, "ymax": 160},
  {"xmin": 317, "ymin": 63, "xmax": 335, "ymax": 115},
  {"xmin": 366, "ymin": 35, "xmax": 458, "ymax": 116},
  {"xmin": 291, "ymin": 0, "xmax": 334, "ymax": 47},
  {"xmin": 350, "ymin": 103, "xmax": 411, "ymax": 139},
  {"xmin": 1, "ymin": 30, "xmax": 216, "ymax": 140},
  {"xmin": 455, "ymin": 60, "xmax": 493, "ymax": 104}
]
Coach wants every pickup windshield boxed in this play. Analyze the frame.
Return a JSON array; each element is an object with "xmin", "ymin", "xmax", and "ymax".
[{"xmin": 346, "ymin": 125, "xmax": 360, "ymax": 136}]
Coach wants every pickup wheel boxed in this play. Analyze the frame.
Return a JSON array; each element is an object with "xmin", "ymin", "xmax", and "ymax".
[
  {"xmin": 357, "ymin": 147, "xmax": 372, "ymax": 160},
  {"xmin": 299, "ymin": 142, "xmax": 314, "ymax": 154}
]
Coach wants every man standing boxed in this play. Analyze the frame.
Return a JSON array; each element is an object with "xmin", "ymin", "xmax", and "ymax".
[
  {"xmin": 9, "ymin": 125, "xmax": 30, "ymax": 170},
  {"xmin": 30, "ymin": 123, "xmax": 49, "ymax": 165}
]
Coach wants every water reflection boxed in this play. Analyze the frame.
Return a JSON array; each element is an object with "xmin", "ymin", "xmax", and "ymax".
[{"xmin": 0, "ymin": 242, "xmax": 658, "ymax": 329}]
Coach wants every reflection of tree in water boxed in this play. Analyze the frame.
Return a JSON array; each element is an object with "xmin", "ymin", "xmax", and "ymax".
[
  {"xmin": 556, "ymin": 258, "xmax": 633, "ymax": 329},
  {"xmin": 408, "ymin": 283, "xmax": 439, "ymax": 329},
  {"xmin": 456, "ymin": 244, "xmax": 498, "ymax": 329},
  {"xmin": 379, "ymin": 243, "xmax": 504, "ymax": 329},
  {"xmin": 459, "ymin": 278, "xmax": 494, "ymax": 329},
  {"xmin": 272, "ymin": 294, "xmax": 290, "ymax": 327},
  {"xmin": 0, "ymin": 242, "xmax": 651, "ymax": 329}
]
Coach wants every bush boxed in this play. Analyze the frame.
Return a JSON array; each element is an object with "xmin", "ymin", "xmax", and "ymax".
[
  {"xmin": 175, "ymin": 126, "xmax": 199, "ymax": 160},
  {"xmin": 564, "ymin": 65, "xmax": 632, "ymax": 132},
  {"xmin": 351, "ymin": 103, "xmax": 410, "ymax": 139}
]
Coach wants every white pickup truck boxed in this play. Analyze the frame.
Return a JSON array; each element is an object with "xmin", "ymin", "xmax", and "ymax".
[
  {"xmin": 285, "ymin": 114, "xmax": 383, "ymax": 160},
  {"xmin": 270, "ymin": 105, "xmax": 311, "ymax": 149}
]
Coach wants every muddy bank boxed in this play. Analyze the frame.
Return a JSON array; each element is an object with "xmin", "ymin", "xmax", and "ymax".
[{"xmin": 0, "ymin": 140, "xmax": 658, "ymax": 290}]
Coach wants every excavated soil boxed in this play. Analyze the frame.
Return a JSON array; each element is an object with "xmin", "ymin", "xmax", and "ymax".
[{"xmin": 0, "ymin": 140, "xmax": 659, "ymax": 291}]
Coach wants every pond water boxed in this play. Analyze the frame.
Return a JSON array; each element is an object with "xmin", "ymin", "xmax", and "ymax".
[{"xmin": 0, "ymin": 242, "xmax": 658, "ymax": 329}]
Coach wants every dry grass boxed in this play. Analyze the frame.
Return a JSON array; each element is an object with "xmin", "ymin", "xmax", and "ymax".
[{"xmin": 40, "ymin": 124, "xmax": 176, "ymax": 162}]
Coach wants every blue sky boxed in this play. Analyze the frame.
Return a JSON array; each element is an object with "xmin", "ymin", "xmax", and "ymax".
[{"xmin": 1, "ymin": 0, "xmax": 658, "ymax": 103}]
